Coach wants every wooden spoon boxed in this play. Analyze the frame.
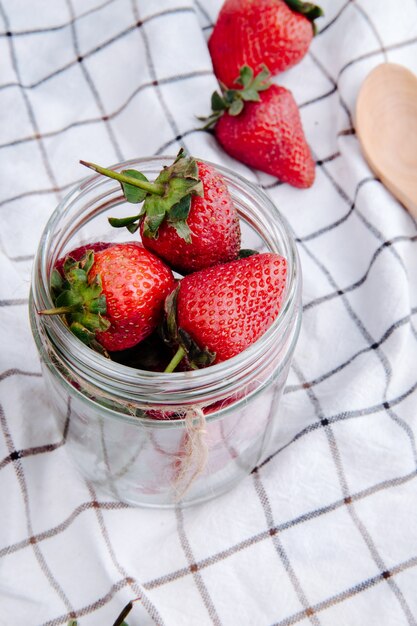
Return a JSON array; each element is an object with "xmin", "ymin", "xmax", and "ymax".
[{"xmin": 356, "ymin": 63, "xmax": 417, "ymax": 218}]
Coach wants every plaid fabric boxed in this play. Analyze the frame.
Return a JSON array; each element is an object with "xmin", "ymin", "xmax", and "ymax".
[{"xmin": 1, "ymin": 0, "xmax": 417, "ymax": 623}]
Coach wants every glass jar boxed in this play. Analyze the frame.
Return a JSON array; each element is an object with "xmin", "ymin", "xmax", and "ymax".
[{"xmin": 30, "ymin": 157, "xmax": 302, "ymax": 508}]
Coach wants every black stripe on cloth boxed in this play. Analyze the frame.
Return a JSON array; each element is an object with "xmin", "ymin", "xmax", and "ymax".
[
  {"xmin": 262, "ymin": 379, "xmax": 417, "ymax": 472},
  {"xmin": 0, "ymin": 6, "xmax": 196, "ymax": 92},
  {"xmin": 0, "ymin": 500, "xmax": 129, "ymax": 559},
  {"xmin": 298, "ymin": 85, "xmax": 337, "ymax": 109},
  {"xmin": 143, "ymin": 467, "xmax": 417, "ymax": 592},
  {"xmin": 194, "ymin": 0, "xmax": 212, "ymax": 25},
  {"xmin": 0, "ymin": 368, "xmax": 41, "ymax": 381},
  {"xmin": 0, "ymin": 403, "xmax": 75, "ymax": 615},
  {"xmin": 65, "ymin": 0, "xmax": 124, "ymax": 162},
  {"xmin": 85, "ymin": 481, "xmax": 166, "ymax": 625},
  {"xmin": 291, "ymin": 362, "xmax": 417, "ymax": 624},
  {"xmin": 0, "ymin": 69, "xmax": 212, "ymax": 152},
  {"xmin": 296, "ymin": 177, "xmax": 377, "ymax": 243},
  {"xmin": 285, "ymin": 308, "xmax": 417, "ymax": 394},
  {"xmin": 308, "ymin": 156, "xmax": 417, "ymax": 465},
  {"xmin": 0, "ymin": 298, "xmax": 29, "ymax": 306},
  {"xmin": 303, "ymin": 235, "xmax": 417, "ymax": 311},
  {"xmin": 272, "ymin": 556, "xmax": 417, "ymax": 626},
  {"xmin": 252, "ymin": 470, "xmax": 321, "ymax": 626},
  {"xmin": 319, "ymin": 160, "xmax": 417, "ymax": 240},
  {"xmin": 0, "ymin": 1, "xmax": 61, "ymax": 201},
  {"xmin": 155, "ymin": 128, "xmax": 211, "ymax": 155},
  {"xmin": 308, "ymin": 50, "xmax": 353, "ymax": 127},
  {"xmin": 5, "ymin": 253, "xmax": 34, "ymax": 262},
  {"xmin": 3, "ymin": 467, "xmax": 416, "ymax": 600},
  {"xmin": 0, "ymin": 402, "xmax": 69, "ymax": 472},
  {"xmin": 317, "ymin": 0, "xmax": 353, "ymax": 35},
  {"xmin": 0, "ymin": 0, "xmax": 118, "ymax": 38},
  {"xmin": 176, "ymin": 507, "xmax": 223, "ymax": 625},
  {"xmin": 40, "ymin": 578, "xmax": 134, "ymax": 626},
  {"xmin": 299, "ymin": 239, "xmax": 417, "ymax": 468},
  {"xmin": 352, "ymin": 2, "xmax": 387, "ymax": 61},
  {"xmin": 131, "ymin": 1, "xmax": 185, "ymax": 152},
  {"xmin": 338, "ymin": 36, "xmax": 417, "ymax": 80},
  {"xmin": 0, "ymin": 181, "xmax": 76, "ymax": 210}
]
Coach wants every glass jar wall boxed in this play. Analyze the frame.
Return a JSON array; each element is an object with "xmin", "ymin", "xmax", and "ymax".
[{"xmin": 30, "ymin": 158, "xmax": 302, "ymax": 507}]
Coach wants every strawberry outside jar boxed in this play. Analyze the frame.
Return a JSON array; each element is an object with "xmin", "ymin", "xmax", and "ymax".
[{"xmin": 29, "ymin": 157, "xmax": 302, "ymax": 508}]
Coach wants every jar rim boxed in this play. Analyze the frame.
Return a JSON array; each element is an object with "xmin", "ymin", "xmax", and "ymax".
[{"xmin": 31, "ymin": 156, "xmax": 301, "ymax": 407}]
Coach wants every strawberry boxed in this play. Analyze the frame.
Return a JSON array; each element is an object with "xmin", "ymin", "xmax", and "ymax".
[
  {"xmin": 40, "ymin": 242, "xmax": 175, "ymax": 354},
  {"xmin": 208, "ymin": 0, "xmax": 323, "ymax": 87},
  {"xmin": 201, "ymin": 66, "xmax": 315, "ymax": 188},
  {"xmin": 163, "ymin": 252, "xmax": 287, "ymax": 371},
  {"xmin": 80, "ymin": 150, "xmax": 241, "ymax": 274}
]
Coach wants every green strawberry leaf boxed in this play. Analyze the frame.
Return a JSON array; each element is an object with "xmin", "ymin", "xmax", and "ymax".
[
  {"xmin": 252, "ymin": 66, "xmax": 271, "ymax": 90},
  {"xmin": 238, "ymin": 249, "xmax": 259, "ymax": 258},
  {"xmin": 168, "ymin": 194, "xmax": 192, "ymax": 244},
  {"xmin": 229, "ymin": 99, "xmax": 244, "ymax": 116},
  {"xmin": 108, "ymin": 213, "xmax": 143, "ymax": 229},
  {"xmin": 55, "ymin": 289, "xmax": 81, "ymax": 309},
  {"xmin": 67, "ymin": 267, "xmax": 87, "ymax": 285},
  {"xmin": 211, "ymin": 91, "xmax": 227, "ymax": 111},
  {"xmin": 63, "ymin": 255, "xmax": 77, "ymax": 274},
  {"xmin": 89, "ymin": 294, "xmax": 107, "ymax": 315},
  {"xmin": 50, "ymin": 268, "xmax": 63, "ymax": 294},
  {"xmin": 170, "ymin": 194, "xmax": 191, "ymax": 222},
  {"xmin": 120, "ymin": 169, "xmax": 149, "ymax": 203},
  {"xmin": 141, "ymin": 196, "xmax": 168, "ymax": 238},
  {"xmin": 81, "ymin": 250, "xmax": 95, "ymax": 274},
  {"xmin": 70, "ymin": 322, "xmax": 96, "ymax": 344},
  {"xmin": 235, "ymin": 65, "xmax": 253, "ymax": 88},
  {"xmin": 171, "ymin": 220, "xmax": 192, "ymax": 244},
  {"xmin": 240, "ymin": 88, "xmax": 261, "ymax": 102},
  {"xmin": 164, "ymin": 285, "xmax": 180, "ymax": 343},
  {"xmin": 178, "ymin": 328, "xmax": 216, "ymax": 369}
]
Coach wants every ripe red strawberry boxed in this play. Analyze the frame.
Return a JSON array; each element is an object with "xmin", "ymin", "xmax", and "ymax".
[
  {"xmin": 164, "ymin": 252, "xmax": 287, "ymax": 370},
  {"xmin": 41, "ymin": 242, "xmax": 175, "ymax": 354},
  {"xmin": 80, "ymin": 150, "xmax": 241, "ymax": 274},
  {"xmin": 202, "ymin": 66, "xmax": 315, "ymax": 188},
  {"xmin": 208, "ymin": 0, "xmax": 323, "ymax": 87}
]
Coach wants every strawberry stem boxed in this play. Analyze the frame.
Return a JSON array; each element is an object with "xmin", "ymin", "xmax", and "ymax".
[
  {"xmin": 164, "ymin": 346, "xmax": 186, "ymax": 373},
  {"xmin": 38, "ymin": 306, "xmax": 75, "ymax": 315},
  {"xmin": 80, "ymin": 160, "xmax": 165, "ymax": 196}
]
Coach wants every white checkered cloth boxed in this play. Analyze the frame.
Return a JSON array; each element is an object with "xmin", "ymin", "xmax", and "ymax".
[{"xmin": 1, "ymin": 0, "xmax": 417, "ymax": 624}]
